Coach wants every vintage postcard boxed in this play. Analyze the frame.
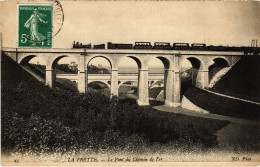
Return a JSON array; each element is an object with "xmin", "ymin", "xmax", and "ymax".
[{"xmin": 1, "ymin": 0, "xmax": 260, "ymax": 166}]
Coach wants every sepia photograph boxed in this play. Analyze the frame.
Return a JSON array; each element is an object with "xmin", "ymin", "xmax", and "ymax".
[{"xmin": 1, "ymin": 1, "xmax": 260, "ymax": 166}]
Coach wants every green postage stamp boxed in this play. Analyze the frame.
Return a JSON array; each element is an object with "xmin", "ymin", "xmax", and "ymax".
[{"xmin": 18, "ymin": 5, "xmax": 53, "ymax": 48}]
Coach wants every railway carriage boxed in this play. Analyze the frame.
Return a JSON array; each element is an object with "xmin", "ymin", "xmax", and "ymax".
[
  {"xmin": 93, "ymin": 44, "xmax": 105, "ymax": 49},
  {"xmin": 134, "ymin": 42, "xmax": 153, "ymax": 49},
  {"xmin": 172, "ymin": 43, "xmax": 190, "ymax": 50},
  {"xmin": 107, "ymin": 42, "xmax": 133, "ymax": 49},
  {"xmin": 191, "ymin": 43, "xmax": 206, "ymax": 50},
  {"xmin": 153, "ymin": 42, "xmax": 172, "ymax": 50}
]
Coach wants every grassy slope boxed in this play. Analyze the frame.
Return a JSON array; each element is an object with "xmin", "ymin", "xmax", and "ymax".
[
  {"xmin": 184, "ymin": 87, "xmax": 260, "ymax": 120},
  {"xmin": 2, "ymin": 54, "xmax": 230, "ymax": 154},
  {"xmin": 210, "ymin": 55, "xmax": 260, "ymax": 102}
]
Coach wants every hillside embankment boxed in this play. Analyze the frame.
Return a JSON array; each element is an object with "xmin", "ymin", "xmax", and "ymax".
[
  {"xmin": 183, "ymin": 55, "xmax": 260, "ymax": 120},
  {"xmin": 211, "ymin": 55, "xmax": 260, "ymax": 102}
]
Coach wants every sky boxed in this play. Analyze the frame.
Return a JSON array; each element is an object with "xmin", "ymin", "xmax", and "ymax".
[{"xmin": 1, "ymin": 1, "xmax": 260, "ymax": 68}]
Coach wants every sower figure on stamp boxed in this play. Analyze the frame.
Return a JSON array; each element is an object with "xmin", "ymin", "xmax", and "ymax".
[{"xmin": 24, "ymin": 8, "xmax": 48, "ymax": 46}]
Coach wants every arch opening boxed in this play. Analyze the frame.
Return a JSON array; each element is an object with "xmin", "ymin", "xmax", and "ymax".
[
  {"xmin": 19, "ymin": 55, "xmax": 46, "ymax": 80},
  {"xmin": 19, "ymin": 55, "xmax": 46, "ymax": 66},
  {"xmin": 126, "ymin": 56, "xmax": 142, "ymax": 70},
  {"xmin": 51, "ymin": 55, "xmax": 78, "ymax": 90},
  {"xmin": 87, "ymin": 56, "xmax": 112, "ymax": 74},
  {"xmin": 119, "ymin": 57, "xmax": 139, "ymax": 74},
  {"xmin": 185, "ymin": 57, "xmax": 202, "ymax": 87},
  {"xmin": 150, "ymin": 80, "xmax": 155, "ymax": 86},
  {"xmin": 187, "ymin": 57, "xmax": 201, "ymax": 69},
  {"xmin": 117, "ymin": 57, "xmax": 140, "ymax": 101},
  {"xmin": 118, "ymin": 81, "xmax": 138, "ymax": 100},
  {"xmin": 208, "ymin": 58, "xmax": 230, "ymax": 85},
  {"xmin": 156, "ymin": 57, "xmax": 170, "ymax": 69},
  {"xmin": 54, "ymin": 56, "xmax": 79, "ymax": 74},
  {"xmin": 88, "ymin": 81, "xmax": 111, "ymax": 98},
  {"xmin": 85, "ymin": 56, "xmax": 112, "ymax": 97},
  {"xmin": 148, "ymin": 57, "xmax": 166, "ymax": 105},
  {"xmin": 20, "ymin": 55, "xmax": 37, "ymax": 65},
  {"xmin": 180, "ymin": 57, "xmax": 202, "ymax": 96}
]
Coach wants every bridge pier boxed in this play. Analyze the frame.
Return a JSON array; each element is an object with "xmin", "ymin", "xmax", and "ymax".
[
  {"xmin": 164, "ymin": 69, "xmax": 174, "ymax": 106},
  {"xmin": 137, "ymin": 69, "xmax": 149, "ymax": 106},
  {"xmin": 199, "ymin": 70, "xmax": 209, "ymax": 88},
  {"xmin": 110, "ymin": 68, "xmax": 119, "ymax": 99},
  {"xmin": 173, "ymin": 55, "xmax": 181, "ymax": 107},
  {"xmin": 45, "ymin": 69, "xmax": 55, "ymax": 88},
  {"xmin": 78, "ymin": 55, "xmax": 87, "ymax": 93},
  {"xmin": 173, "ymin": 70, "xmax": 181, "ymax": 107},
  {"xmin": 194, "ymin": 70, "xmax": 209, "ymax": 89},
  {"xmin": 78, "ymin": 70, "xmax": 87, "ymax": 93}
]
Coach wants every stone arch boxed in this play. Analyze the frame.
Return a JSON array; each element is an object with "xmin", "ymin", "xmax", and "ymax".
[
  {"xmin": 45, "ymin": 55, "xmax": 71, "ymax": 88},
  {"xmin": 118, "ymin": 80, "xmax": 138, "ymax": 99},
  {"xmin": 211, "ymin": 56, "xmax": 231, "ymax": 67},
  {"xmin": 86, "ymin": 55, "xmax": 116, "ymax": 99},
  {"xmin": 208, "ymin": 57, "xmax": 230, "ymax": 84},
  {"xmin": 86, "ymin": 55, "xmax": 113, "ymax": 69},
  {"xmin": 183, "ymin": 56, "xmax": 204, "ymax": 87},
  {"xmin": 88, "ymin": 81, "xmax": 111, "ymax": 89},
  {"xmin": 155, "ymin": 56, "xmax": 171, "ymax": 69},
  {"xmin": 125, "ymin": 56, "xmax": 148, "ymax": 105},
  {"xmin": 186, "ymin": 57, "xmax": 204, "ymax": 69},
  {"xmin": 117, "ymin": 56, "xmax": 142, "ymax": 102},
  {"xmin": 150, "ymin": 80, "xmax": 163, "ymax": 87},
  {"xmin": 147, "ymin": 56, "xmax": 171, "ymax": 104},
  {"xmin": 46, "ymin": 55, "xmax": 74, "ymax": 70},
  {"xmin": 150, "ymin": 80, "xmax": 155, "ymax": 87},
  {"xmin": 126, "ymin": 56, "xmax": 142, "ymax": 69},
  {"xmin": 50, "ymin": 55, "xmax": 70, "ymax": 69},
  {"xmin": 118, "ymin": 80, "xmax": 138, "ymax": 87},
  {"xmin": 18, "ymin": 54, "xmax": 46, "ymax": 66}
]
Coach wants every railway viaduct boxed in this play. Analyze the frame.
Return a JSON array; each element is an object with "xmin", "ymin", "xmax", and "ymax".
[
  {"xmin": 56, "ymin": 73, "xmax": 164, "ymax": 88},
  {"xmin": 2, "ymin": 47, "xmax": 242, "ymax": 107}
]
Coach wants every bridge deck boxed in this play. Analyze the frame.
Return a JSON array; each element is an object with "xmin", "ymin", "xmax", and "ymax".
[
  {"xmin": 2, "ymin": 47, "xmax": 244, "ymax": 56},
  {"xmin": 56, "ymin": 73, "xmax": 164, "ymax": 81}
]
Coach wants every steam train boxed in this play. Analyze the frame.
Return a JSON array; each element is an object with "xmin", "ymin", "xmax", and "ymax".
[
  {"xmin": 73, "ymin": 41, "xmax": 91, "ymax": 49},
  {"xmin": 73, "ymin": 41, "xmax": 259, "ymax": 54}
]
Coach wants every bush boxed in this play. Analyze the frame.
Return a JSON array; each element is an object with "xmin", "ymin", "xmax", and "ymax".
[{"xmin": 2, "ymin": 112, "xmax": 78, "ymax": 154}]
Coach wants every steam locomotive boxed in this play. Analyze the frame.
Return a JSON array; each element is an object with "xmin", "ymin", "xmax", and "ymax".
[
  {"xmin": 73, "ymin": 41, "xmax": 91, "ymax": 49},
  {"xmin": 73, "ymin": 41, "xmax": 259, "ymax": 54}
]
